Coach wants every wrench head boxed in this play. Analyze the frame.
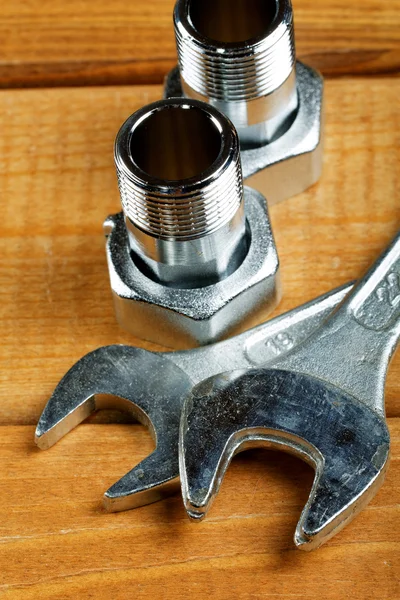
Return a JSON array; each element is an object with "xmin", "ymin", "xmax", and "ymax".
[
  {"xmin": 35, "ymin": 345, "xmax": 193, "ymax": 510},
  {"xmin": 179, "ymin": 369, "xmax": 390, "ymax": 550}
]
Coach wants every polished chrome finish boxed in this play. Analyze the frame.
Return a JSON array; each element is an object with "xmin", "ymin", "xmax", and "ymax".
[
  {"xmin": 165, "ymin": 61, "xmax": 323, "ymax": 205},
  {"xmin": 111, "ymin": 99, "xmax": 281, "ymax": 346},
  {"xmin": 35, "ymin": 281, "xmax": 353, "ymax": 511},
  {"xmin": 180, "ymin": 233, "xmax": 400, "ymax": 551},
  {"xmin": 114, "ymin": 98, "xmax": 246, "ymax": 287},
  {"xmin": 105, "ymin": 188, "xmax": 279, "ymax": 348},
  {"xmin": 174, "ymin": 0, "xmax": 297, "ymax": 145},
  {"xmin": 166, "ymin": 0, "xmax": 324, "ymax": 203},
  {"xmin": 242, "ymin": 62, "xmax": 324, "ymax": 204},
  {"xmin": 123, "ymin": 210, "xmax": 246, "ymax": 289}
]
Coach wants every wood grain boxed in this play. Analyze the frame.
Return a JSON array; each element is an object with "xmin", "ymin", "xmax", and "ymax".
[
  {"xmin": 1, "ymin": 1, "xmax": 399, "ymax": 595},
  {"xmin": 0, "ymin": 0, "xmax": 399, "ymax": 88},
  {"xmin": 0, "ymin": 422, "xmax": 398, "ymax": 598},
  {"xmin": 0, "ymin": 78, "xmax": 399, "ymax": 426}
]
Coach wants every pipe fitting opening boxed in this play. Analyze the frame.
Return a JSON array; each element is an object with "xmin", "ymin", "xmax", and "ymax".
[
  {"xmin": 130, "ymin": 103, "xmax": 222, "ymax": 182},
  {"xmin": 189, "ymin": 0, "xmax": 278, "ymax": 44}
]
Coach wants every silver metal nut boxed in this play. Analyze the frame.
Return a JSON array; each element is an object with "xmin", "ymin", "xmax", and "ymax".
[
  {"xmin": 242, "ymin": 62, "xmax": 324, "ymax": 205},
  {"xmin": 104, "ymin": 188, "xmax": 280, "ymax": 349},
  {"xmin": 165, "ymin": 0, "xmax": 324, "ymax": 205}
]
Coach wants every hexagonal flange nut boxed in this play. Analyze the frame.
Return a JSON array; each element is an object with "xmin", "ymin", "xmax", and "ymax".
[
  {"xmin": 164, "ymin": 61, "xmax": 324, "ymax": 206},
  {"xmin": 104, "ymin": 188, "xmax": 280, "ymax": 349}
]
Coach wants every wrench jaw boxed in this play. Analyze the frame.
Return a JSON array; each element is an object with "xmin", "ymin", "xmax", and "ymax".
[
  {"xmin": 295, "ymin": 454, "xmax": 390, "ymax": 551},
  {"xmin": 104, "ymin": 449, "xmax": 180, "ymax": 512},
  {"xmin": 35, "ymin": 345, "xmax": 193, "ymax": 509},
  {"xmin": 179, "ymin": 369, "xmax": 390, "ymax": 550},
  {"xmin": 35, "ymin": 395, "xmax": 96, "ymax": 450},
  {"xmin": 34, "ymin": 345, "xmax": 121, "ymax": 450}
]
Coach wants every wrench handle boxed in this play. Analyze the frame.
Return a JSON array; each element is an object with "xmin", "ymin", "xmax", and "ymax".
[
  {"xmin": 243, "ymin": 284, "xmax": 352, "ymax": 366},
  {"xmin": 347, "ymin": 232, "xmax": 400, "ymax": 332},
  {"xmin": 171, "ymin": 283, "xmax": 353, "ymax": 381}
]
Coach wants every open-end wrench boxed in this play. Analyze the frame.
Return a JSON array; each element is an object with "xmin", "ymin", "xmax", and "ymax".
[
  {"xmin": 180, "ymin": 233, "xmax": 400, "ymax": 550},
  {"xmin": 35, "ymin": 282, "xmax": 353, "ymax": 512}
]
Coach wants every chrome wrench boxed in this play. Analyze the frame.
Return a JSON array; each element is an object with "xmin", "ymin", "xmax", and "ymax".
[
  {"xmin": 180, "ymin": 233, "xmax": 400, "ymax": 550},
  {"xmin": 35, "ymin": 283, "xmax": 353, "ymax": 511}
]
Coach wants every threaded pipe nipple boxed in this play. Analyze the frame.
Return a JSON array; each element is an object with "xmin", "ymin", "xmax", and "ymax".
[
  {"xmin": 114, "ymin": 99, "xmax": 247, "ymax": 288},
  {"xmin": 174, "ymin": 0, "xmax": 297, "ymax": 146}
]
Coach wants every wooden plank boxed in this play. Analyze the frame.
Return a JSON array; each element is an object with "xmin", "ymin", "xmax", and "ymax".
[
  {"xmin": 0, "ymin": 0, "xmax": 399, "ymax": 88},
  {"xmin": 0, "ymin": 421, "xmax": 399, "ymax": 597},
  {"xmin": 0, "ymin": 78, "xmax": 399, "ymax": 425}
]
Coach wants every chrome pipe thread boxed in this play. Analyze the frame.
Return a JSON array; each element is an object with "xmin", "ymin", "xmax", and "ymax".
[
  {"xmin": 114, "ymin": 98, "xmax": 247, "ymax": 288},
  {"xmin": 174, "ymin": 0, "xmax": 298, "ymax": 147}
]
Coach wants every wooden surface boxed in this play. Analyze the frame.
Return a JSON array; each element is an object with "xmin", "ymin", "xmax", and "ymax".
[
  {"xmin": 0, "ymin": 423, "xmax": 399, "ymax": 598},
  {"xmin": 0, "ymin": 1, "xmax": 400, "ymax": 597},
  {"xmin": 0, "ymin": 0, "xmax": 400, "ymax": 88},
  {"xmin": 1, "ymin": 78, "xmax": 399, "ymax": 425}
]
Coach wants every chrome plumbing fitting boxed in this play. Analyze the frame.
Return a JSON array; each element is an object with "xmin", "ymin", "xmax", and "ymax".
[
  {"xmin": 105, "ymin": 98, "xmax": 280, "ymax": 348},
  {"xmin": 164, "ymin": 0, "xmax": 324, "ymax": 205}
]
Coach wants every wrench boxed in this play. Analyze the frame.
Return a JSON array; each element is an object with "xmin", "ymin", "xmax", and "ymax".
[
  {"xmin": 35, "ymin": 282, "xmax": 353, "ymax": 512},
  {"xmin": 180, "ymin": 233, "xmax": 400, "ymax": 550}
]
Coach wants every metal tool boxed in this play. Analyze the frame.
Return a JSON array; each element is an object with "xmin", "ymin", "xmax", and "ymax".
[
  {"xmin": 180, "ymin": 233, "xmax": 400, "ymax": 550},
  {"xmin": 35, "ymin": 282, "xmax": 352, "ymax": 512},
  {"xmin": 165, "ymin": 0, "xmax": 323, "ymax": 204},
  {"xmin": 107, "ymin": 98, "xmax": 279, "ymax": 348}
]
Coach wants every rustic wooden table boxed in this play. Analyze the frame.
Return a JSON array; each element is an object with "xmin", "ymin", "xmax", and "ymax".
[{"xmin": 0, "ymin": 1, "xmax": 399, "ymax": 598}]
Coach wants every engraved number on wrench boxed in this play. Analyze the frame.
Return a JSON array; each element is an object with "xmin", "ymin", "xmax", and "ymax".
[
  {"xmin": 376, "ymin": 272, "xmax": 400, "ymax": 308},
  {"xmin": 266, "ymin": 333, "xmax": 295, "ymax": 355},
  {"xmin": 352, "ymin": 242, "xmax": 400, "ymax": 331}
]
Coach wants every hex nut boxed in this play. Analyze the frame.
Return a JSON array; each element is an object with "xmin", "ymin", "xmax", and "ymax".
[
  {"xmin": 164, "ymin": 61, "xmax": 324, "ymax": 205},
  {"xmin": 104, "ymin": 188, "xmax": 280, "ymax": 349}
]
